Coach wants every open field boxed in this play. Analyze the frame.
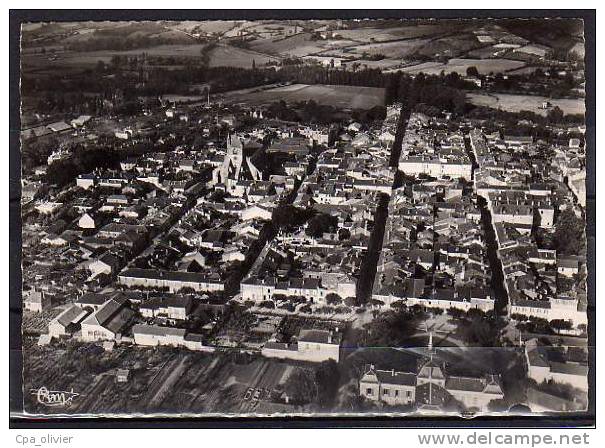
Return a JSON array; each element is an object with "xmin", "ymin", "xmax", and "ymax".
[
  {"xmin": 169, "ymin": 20, "xmax": 241, "ymax": 36},
  {"xmin": 206, "ymin": 44, "xmax": 280, "ymax": 68},
  {"xmin": 466, "ymin": 45, "xmax": 514, "ymax": 59},
  {"xmin": 248, "ymin": 23, "xmax": 459, "ymax": 59},
  {"xmin": 503, "ymin": 65, "xmax": 544, "ymax": 75},
  {"xmin": 353, "ymin": 59, "xmax": 404, "ymax": 70},
  {"xmin": 224, "ymin": 83, "xmax": 386, "ymax": 110},
  {"xmin": 338, "ymin": 38, "xmax": 431, "ymax": 59},
  {"xmin": 249, "ymin": 33, "xmax": 361, "ymax": 58},
  {"xmin": 400, "ymin": 58, "xmax": 526, "ymax": 75},
  {"xmin": 467, "ymin": 92, "xmax": 586, "ymax": 116},
  {"xmin": 335, "ymin": 24, "xmax": 456, "ymax": 43},
  {"xmin": 23, "ymin": 338, "xmax": 306, "ymax": 415},
  {"xmin": 21, "ymin": 42, "xmax": 281, "ymax": 75}
]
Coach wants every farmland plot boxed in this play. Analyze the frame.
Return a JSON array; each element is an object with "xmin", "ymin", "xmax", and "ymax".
[
  {"xmin": 467, "ymin": 92, "xmax": 586, "ymax": 116},
  {"xmin": 401, "ymin": 58, "xmax": 526, "ymax": 75},
  {"xmin": 224, "ymin": 83, "xmax": 386, "ymax": 110}
]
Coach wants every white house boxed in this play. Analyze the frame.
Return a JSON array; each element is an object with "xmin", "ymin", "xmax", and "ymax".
[
  {"xmin": 359, "ymin": 365, "xmax": 417, "ymax": 406},
  {"xmin": 557, "ymin": 257, "xmax": 579, "ymax": 277},
  {"xmin": 525, "ymin": 339, "xmax": 588, "ymax": 392},
  {"xmin": 80, "ymin": 296, "xmax": 136, "ymax": 342},
  {"xmin": 132, "ymin": 324, "xmax": 209, "ymax": 351},
  {"xmin": 48, "ymin": 305, "xmax": 90, "ymax": 338},
  {"xmin": 23, "ymin": 289, "xmax": 51, "ymax": 313},
  {"xmin": 118, "ymin": 268, "xmax": 224, "ymax": 293},
  {"xmin": 78, "ymin": 212, "xmax": 97, "ymax": 229},
  {"xmin": 261, "ymin": 328, "xmax": 342, "ymax": 363}
]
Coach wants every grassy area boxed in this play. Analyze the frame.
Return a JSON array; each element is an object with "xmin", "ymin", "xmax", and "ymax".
[
  {"xmin": 225, "ymin": 83, "xmax": 386, "ymax": 110},
  {"xmin": 401, "ymin": 58, "xmax": 526, "ymax": 75},
  {"xmin": 467, "ymin": 92, "xmax": 586, "ymax": 116}
]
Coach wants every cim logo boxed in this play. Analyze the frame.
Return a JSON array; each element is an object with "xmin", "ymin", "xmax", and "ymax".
[{"xmin": 31, "ymin": 387, "xmax": 80, "ymax": 408}]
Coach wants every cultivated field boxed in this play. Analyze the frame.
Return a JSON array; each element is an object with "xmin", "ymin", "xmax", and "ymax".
[
  {"xmin": 206, "ymin": 44, "xmax": 281, "ymax": 68},
  {"xmin": 400, "ymin": 58, "xmax": 526, "ymax": 75},
  {"xmin": 224, "ymin": 83, "xmax": 386, "ymax": 110},
  {"xmin": 249, "ymin": 23, "xmax": 458, "ymax": 59},
  {"xmin": 23, "ymin": 339, "xmax": 306, "ymax": 415},
  {"xmin": 340, "ymin": 38, "xmax": 431, "ymax": 59},
  {"xmin": 467, "ymin": 92, "xmax": 586, "ymax": 116},
  {"xmin": 21, "ymin": 42, "xmax": 281, "ymax": 75},
  {"xmin": 250, "ymin": 33, "xmax": 359, "ymax": 58},
  {"xmin": 335, "ymin": 23, "xmax": 455, "ymax": 43},
  {"xmin": 504, "ymin": 65, "xmax": 543, "ymax": 75}
]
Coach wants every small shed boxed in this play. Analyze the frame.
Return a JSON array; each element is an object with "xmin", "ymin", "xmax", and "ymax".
[{"xmin": 116, "ymin": 369, "xmax": 130, "ymax": 383}]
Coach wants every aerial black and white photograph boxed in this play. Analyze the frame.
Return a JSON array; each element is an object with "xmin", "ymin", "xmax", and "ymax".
[{"xmin": 14, "ymin": 13, "xmax": 592, "ymax": 420}]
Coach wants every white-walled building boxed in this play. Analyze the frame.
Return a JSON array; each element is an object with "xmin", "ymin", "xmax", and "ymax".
[
  {"xmin": 118, "ymin": 268, "xmax": 224, "ymax": 293},
  {"xmin": 525, "ymin": 339, "xmax": 588, "ymax": 392},
  {"xmin": 48, "ymin": 305, "xmax": 90, "ymax": 338},
  {"xmin": 261, "ymin": 328, "xmax": 342, "ymax": 363},
  {"xmin": 359, "ymin": 365, "xmax": 417, "ymax": 406},
  {"xmin": 80, "ymin": 296, "xmax": 136, "ymax": 342},
  {"xmin": 132, "ymin": 324, "xmax": 209, "ymax": 351}
]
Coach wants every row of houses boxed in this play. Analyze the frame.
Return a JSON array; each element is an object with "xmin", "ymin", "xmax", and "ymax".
[
  {"xmin": 240, "ymin": 115, "xmax": 397, "ymax": 308},
  {"xmin": 471, "ymin": 128, "xmax": 587, "ymax": 329},
  {"xmin": 372, "ymin": 178, "xmax": 495, "ymax": 313}
]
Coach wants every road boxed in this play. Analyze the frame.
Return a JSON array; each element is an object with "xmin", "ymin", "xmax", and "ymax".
[
  {"xmin": 463, "ymin": 135, "xmax": 508, "ymax": 314},
  {"xmin": 356, "ymin": 192, "xmax": 390, "ymax": 303},
  {"xmin": 357, "ymin": 105, "xmax": 410, "ymax": 303}
]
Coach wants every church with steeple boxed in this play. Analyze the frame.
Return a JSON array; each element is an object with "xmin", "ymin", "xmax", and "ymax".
[{"xmin": 358, "ymin": 334, "xmax": 505, "ymax": 413}]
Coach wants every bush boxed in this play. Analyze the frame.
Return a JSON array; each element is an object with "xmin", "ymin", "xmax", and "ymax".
[
  {"xmin": 447, "ymin": 308, "xmax": 466, "ymax": 319},
  {"xmin": 300, "ymin": 304, "xmax": 312, "ymax": 314},
  {"xmin": 279, "ymin": 303, "xmax": 295, "ymax": 312},
  {"xmin": 334, "ymin": 306, "xmax": 352, "ymax": 314},
  {"xmin": 326, "ymin": 293, "xmax": 343, "ymax": 306},
  {"xmin": 344, "ymin": 296, "xmax": 358, "ymax": 307}
]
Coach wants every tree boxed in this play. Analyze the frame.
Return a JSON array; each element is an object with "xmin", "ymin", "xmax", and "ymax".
[
  {"xmin": 550, "ymin": 319, "xmax": 573, "ymax": 332},
  {"xmin": 283, "ymin": 369, "xmax": 317, "ymax": 404},
  {"xmin": 547, "ymin": 106, "xmax": 565, "ymax": 124},
  {"xmin": 338, "ymin": 228, "xmax": 351, "ymax": 241},
  {"xmin": 370, "ymin": 299, "xmax": 385, "ymax": 308},
  {"xmin": 344, "ymin": 296, "xmax": 358, "ymax": 307},
  {"xmin": 300, "ymin": 304, "xmax": 312, "ymax": 314},
  {"xmin": 457, "ymin": 314, "xmax": 504, "ymax": 347},
  {"xmin": 447, "ymin": 308, "xmax": 465, "ymax": 319},
  {"xmin": 362, "ymin": 309, "xmax": 419, "ymax": 347},
  {"xmin": 390, "ymin": 300, "xmax": 407, "ymax": 311},
  {"xmin": 326, "ymin": 293, "xmax": 342, "ymax": 306},
  {"xmin": 305, "ymin": 213, "xmax": 338, "ymax": 238},
  {"xmin": 488, "ymin": 398, "xmax": 510, "ymax": 412},
  {"xmin": 315, "ymin": 360, "xmax": 340, "ymax": 407},
  {"xmin": 554, "ymin": 208, "xmax": 585, "ymax": 255},
  {"xmin": 272, "ymin": 205, "xmax": 314, "ymax": 230},
  {"xmin": 466, "ymin": 308, "xmax": 485, "ymax": 320},
  {"xmin": 466, "ymin": 66, "xmax": 480, "ymax": 78}
]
